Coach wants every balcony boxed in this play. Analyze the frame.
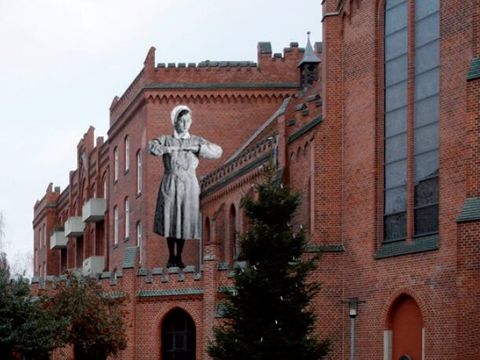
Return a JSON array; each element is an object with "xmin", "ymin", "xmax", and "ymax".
[
  {"xmin": 82, "ymin": 198, "xmax": 106, "ymax": 223},
  {"xmin": 64, "ymin": 216, "xmax": 85, "ymax": 237},
  {"xmin": 82, "ymin": 256, "xmax": 105, "ymax": 276},
  {"xmin": 50, "ymin": 231, "xmax": 67, "ymax": 250}
]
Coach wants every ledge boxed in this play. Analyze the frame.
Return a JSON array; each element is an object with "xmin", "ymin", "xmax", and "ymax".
[
  {"xmin": 457, "ymin": 197, "xmax": 480, "ymax": 223},
  {"xmin": 467, "ymin": 57, "xmax": 480, "ymax": 81},
  {"xmin": 304, "ymin": 244, "xmax": 345, "ymax": 253},
  {"xmin": 201, "ymin": 152, "xmax": 273, "ymax": 197},
  {"xmin": 137, "ymin": 288, "xmax": 204, "ymax": 298},
  {"xmin": 144, "ymin": 82, "xmax": 299, "ymax": 90},
  {"xmin": 375, "ymin": 234, "xmax": 438, "ymax": 259},
  {"xmin": 288, "ymin": 116, "xmax": 322, "ymax": 143}
]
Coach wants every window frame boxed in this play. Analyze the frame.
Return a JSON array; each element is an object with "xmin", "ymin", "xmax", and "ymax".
[
  {"xmin": 379, "ymin": 0, "xmax": 440, "ymax": 248},
  {"xmin": 136, "ymin": 150, "xmax": 142, "ymax": 195},
  {"xmin": 124, "ymin": 197, "xmax": 130, "ymax": 241},
  {"xmin": 124, "ymin": 136, "xmax": 130, "ymax": 173}
]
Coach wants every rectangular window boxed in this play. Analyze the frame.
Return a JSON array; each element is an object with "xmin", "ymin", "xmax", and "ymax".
[
  {"xmin": 114, "ymin": 206, "xmax": 119, "ymax": 245},
  {"xmin": 124, "ymin": 136, "xmax": 130, "ymax": 172},
  {"xmin": 136, "ymin": 222, "xmax": 142, "ymax": 264},
  {"xmin": 124, "ymin": 198, "xmax": 130, "ymax": 240},
  {"xmin": 114, "ymin": 147, "xmax": 119, "ymax": 182},
  {"xmin": 137, "ymin": 150, "xmax": 142, "ymax": 194}
]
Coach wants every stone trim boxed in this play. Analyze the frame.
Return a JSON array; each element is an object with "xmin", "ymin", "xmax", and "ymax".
[
  {"xmin": 304, "ymin": 244, "xmax": 345, "ymax": 253},
  {"xmin": 457, "ymin": 197, "xmax": 480, "ymax": 223},
  {"xmin": 375, "ymin": 234, "xmax": 438, "ymax": 259},
  {"xmin": 136, "ymin": 288, "xmax": 204, "ymax": 298},
  {"xmin": 288, "ymin": 116, "xmax": 322, "ymax": 143},
  {"xmin": 467, "ymin": 57, "xmax": 480, "ymax": 81},
  {"xmin": 144, "ymin": 82, "xmax": 299, "ymax": 90},
  {"xmin": 201, "ymin": 152, "xmax": 273, "ymax": 197}
]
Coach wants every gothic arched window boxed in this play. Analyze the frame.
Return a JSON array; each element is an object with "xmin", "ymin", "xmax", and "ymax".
[{"xmin": 161, "ymin": 308, "xmax": 195, "ymax": 360}]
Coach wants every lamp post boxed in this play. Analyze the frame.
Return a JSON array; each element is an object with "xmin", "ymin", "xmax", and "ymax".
[{"xmin": 342, "ymin": 297, "xmax": 366, "ymax": 360}]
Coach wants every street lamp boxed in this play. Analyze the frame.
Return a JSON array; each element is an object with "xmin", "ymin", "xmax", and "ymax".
[{"xmin": 342, "ymin": 297, "xmax": 366, "ymax": 360}]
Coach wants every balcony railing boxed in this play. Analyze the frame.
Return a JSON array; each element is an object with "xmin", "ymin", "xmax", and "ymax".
[
  {"xmin": 50, "ymin": 231, "xmax": 67, "ymax": 249},
  {"xmin": 64, "ymin": 216, "xmax": 85, "ymax": 237},
  {"xmin": 82, "ymin": 198, "xmax": 106, "ymax": 223},
  {"xmin": 82, "ymin": 256, "xmax": 105, "ymax": 276}
]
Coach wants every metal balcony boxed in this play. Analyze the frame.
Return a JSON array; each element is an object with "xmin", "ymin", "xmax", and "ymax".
[
  {"xmin": 50, "ymin": 231, "xmax": 67, "ymax": 249},
  {"xmin": 82, "ymin": 198, "xmax": 106, "ymax": 223},
  {"xmin": 64, "ymin": 216, "xmax": 85, "ymax": 237}
]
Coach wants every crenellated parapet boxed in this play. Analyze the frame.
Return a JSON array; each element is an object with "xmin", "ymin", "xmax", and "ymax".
[
  {"xmin": 31, "ymin": 246, "xmax": 247, "ymax": 301},
  {"xmin": 108, "ymin": 42, "xmax": 313, "ymax": 126}
]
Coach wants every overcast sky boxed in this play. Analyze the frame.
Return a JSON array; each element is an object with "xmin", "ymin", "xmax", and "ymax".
[{"xmin": 0, "ymin": 0, "xmax": 322, "ymax": 275}]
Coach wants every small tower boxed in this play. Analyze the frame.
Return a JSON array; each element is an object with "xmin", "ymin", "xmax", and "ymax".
[{"xmin": 298, "ymin": 32, "xmax": 320, "ymax": 89}]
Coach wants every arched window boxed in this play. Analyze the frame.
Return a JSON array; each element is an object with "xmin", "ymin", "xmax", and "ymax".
[
  {"xmin": 229, "ymin": 204, "xmax": 237, "ymax": 260},
  {"xmin": 162, "ymin": 308, "xmax": 195, "ymax": 360},
  {"xmin": 136, "ymin": 150, "xmax": 142, "ymax": 194},
  {"xmin": 383, "ymin": 0, "xmax": 440, "ymax": 243},
  {"xmin": 113, "ymin": 205, "xmax": 119, "ymax": 245},
  {"xmin": 124, "ymin": 136, "xmax": 130, "ymax": 172},
  {"xmin": 386, "ymin": 294, "xmax": 424, "ymax": 360},
  {"xmin": 114, "ymin": 147, "xmax": 119, "ymax": 182},
  {"xmin": 124, "ymin": 198, "xmax": 130, "ymax": 240}
]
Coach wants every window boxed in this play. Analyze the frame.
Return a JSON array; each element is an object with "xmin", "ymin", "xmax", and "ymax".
[
  {"xmin": 43, "ymin": 225, "xmax": 47, "ymax": 248},
  {"xmin": 229, "ymin": 204, "xmax": 237, "ymax": 259},
  {"xmin": 162, "ymin": 309, "xmax": 196, "ymax": 360},
  {"xmin": 383, "ymin": 0, "xmax": 439, "ymax": 243},
  {"xmin": 114, "ymin": 147, "xmax": 119, "ymax": 182},
  {"xmin": 124, "ymin": 198, "xmax": 130, "ymax": 240},
  {"xmin": 136, "ymin": 222, "xmax": 142, "ymax": 264},
  {"xmin": 103, "ymin": 177, "xmax": 107, "ymax": 199},
  {"xmin": 113, "ymin": 206, "xmax": 119, "ymax": 245},
  {"xmin": 136, "ymin": 150, "xmax": 142, "ymax": 194},
  {"xmin": 124, "ymin": 136, "xmax": 130, "ymax": 172}
]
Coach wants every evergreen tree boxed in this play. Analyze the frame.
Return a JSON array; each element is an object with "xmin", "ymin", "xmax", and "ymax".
[
  {"xmin": 0, "ymin": 253, "xmax": 62, "ymax": 360},
  {"xmin": 208, "ymin": 171, "xmax": 330, "ymax": 360}
]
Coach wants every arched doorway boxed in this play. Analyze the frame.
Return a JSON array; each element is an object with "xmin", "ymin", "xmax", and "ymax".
[
  {"xmin": 161, "ymin": 308, "xmax": 196, "ymax": 360},
  {"xmin": 386, "ymin": 294, "xmax": 424, "ymax": 360}
]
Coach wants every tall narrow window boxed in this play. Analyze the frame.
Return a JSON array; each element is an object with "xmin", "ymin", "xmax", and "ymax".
[
  {"xmin": 383, "ymin": 0, "xmax": 439, "ymax": 243},
  {"xmin": 136, "ymin": 150, "xmax": 142, "ymax": 194},
  {"xmin": 229, "ymin": 204, "xmax": 237, "ymax": 259},
  {"xmin": 124, "ymin": 198, "xmax": 130, "ymax": 240},
  {"xmin": 103, "ymin": 177, "xmax": 107, "ymax": 199},
  {"xmin": 114, "ymin": 147, "xmax": 119, "ymax": 182},
  {"xmin": 124, "ymin": 136, "xmax": 130, "ymax": 172},
  {"xmin": 136, "ymin": 222, "xmax": 142, "ymax": 264},
  {"xmin": 113, "ymin": 205, "xmax": 119, "ymax": 245},
  {"xmin": 43, "ymin": 225, "xmax": 47, "ymax": 248}
]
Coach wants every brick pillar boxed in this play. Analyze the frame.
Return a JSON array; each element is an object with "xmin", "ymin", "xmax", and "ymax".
[
  {"xmin": 201, "ymin": 243, "xmax": 219, "ymax": 360},
  {"xmin": 120, "ymin": 247, "xmax": 139, "ymax": 360},
  {"xmin": 456, "ymin": 1, "xmax": 480, "ymax": 358}
]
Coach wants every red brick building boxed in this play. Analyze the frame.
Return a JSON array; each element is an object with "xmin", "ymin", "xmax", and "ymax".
[{"xmin": 32, "ymin": 0, "xmax": 480, "ymax": 359}]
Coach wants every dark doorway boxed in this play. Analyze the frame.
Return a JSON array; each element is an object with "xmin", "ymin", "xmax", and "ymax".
[{"xmin": 162, "ymin": 308, "xmax": 196, "ymax": 360}]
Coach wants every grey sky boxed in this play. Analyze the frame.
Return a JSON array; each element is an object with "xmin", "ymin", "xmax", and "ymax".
[{"xmin": 0, "ymin": 0, "xmax": 322, "ymax": 275}]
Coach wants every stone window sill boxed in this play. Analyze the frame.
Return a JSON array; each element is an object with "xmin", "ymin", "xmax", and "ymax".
[{"xmin": 374, "ymin": 234, "xmax": 438, "ymax": 259}]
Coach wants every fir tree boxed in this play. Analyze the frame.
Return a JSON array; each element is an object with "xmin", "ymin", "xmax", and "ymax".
[{"xmin": 208, "ymin": 171, "xmax": 330, "ymax": 360}]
